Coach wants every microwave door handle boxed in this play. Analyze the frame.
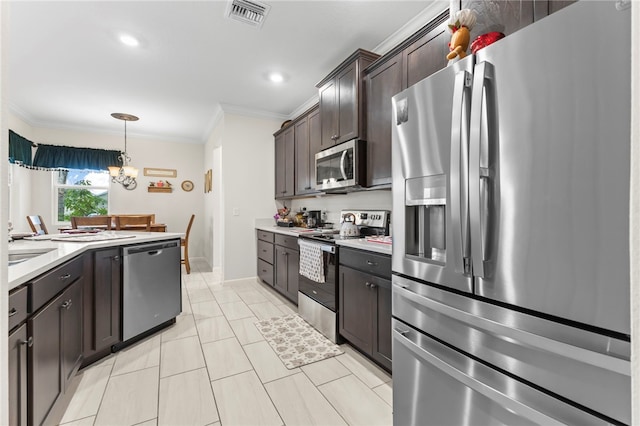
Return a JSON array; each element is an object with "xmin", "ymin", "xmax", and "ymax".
[
  {"xmin": 450, "ymin": 70, "xmax": 471, "ymax": 274},
  {"xmin": 469, "ymin": 61, "xmax": 494, "ymax": 278},
  {"xmin": 339, "ymin": 149, "xmax": 348, "ymax": 181}
]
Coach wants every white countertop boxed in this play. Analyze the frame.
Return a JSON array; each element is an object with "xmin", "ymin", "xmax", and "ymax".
[
  {"xmin": 336, "ymin": 238, "xmax": 392, "ymax": 256},
  {"xmin": 256, "ymin": 224, "xmax": 335, "ymax": 237},
  {"xmin": 7, "ymin": 231, "xmax": 183, "ymax": 292}
]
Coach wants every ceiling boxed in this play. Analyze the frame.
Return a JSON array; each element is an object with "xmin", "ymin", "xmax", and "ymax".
[{"xmin": 7, "ymin": 1, "xmax": 433, "ymax": 144}]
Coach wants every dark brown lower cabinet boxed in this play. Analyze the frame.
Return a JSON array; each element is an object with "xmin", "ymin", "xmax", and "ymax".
[
  {"xmin": 29, "ymin": 279, "xmax": 83, "ymax": 426},
  {"xmin": 83, "ymin": 248, "xmax": 121, "ymax": 365},
  {"xmin": 339, "ymin": 248, "xmax": 392, "ymax": 372},
  {"xmin": 9, "ymin": 324, "xmax": 28, "ymax": 426},
  {"xmin": 274, "ymin": 245, "xmax": 299, "ymax": 303}
]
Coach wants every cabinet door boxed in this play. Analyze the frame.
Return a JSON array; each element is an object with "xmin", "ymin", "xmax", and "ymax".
[
  {"xmin": 339, "ymin": 266, "xmax": 373, "ymax": 353},
  {"xmin": 405, "ymin": 21, "xmax": 450, "ymax": 88},
  {"xmin": 274, "ymin": 132, "xmax": 286, "ymax": 198},
  {"xmin": 295, "ymin": 116, "xmax": 312, "ymax": 195},
  {"xmin": 29, "ymin": 292, "xmax": 64, "ymax": 426},
  {"xmin": 85, "ymin": 248, "xmax": 121, "ymax": 359},
  {"xmin": 319, "ymin": 78, "xmax": 338, "ymax": 149},
  {"xmin": 9, "ymin": 324, "xmax": 28, "ymax": 426},
  {"xmin": 365, "ymin": 52, "xmax": 403, "ymax": 187},
  {"xmin": 61, "ymin": 281, "xmax": 83, "ymax": 391},
  {"xmin": 283, "ymin": 127, "xmax": 295, "ymax": 197},
  {"xmin": 308, "ymin": 107, "xmax": 322, "ymax": 157},
  {"xmin": 336, "ymin": 64, "xmax": 358, "ymax": 144},
  {"xmin": 275, "ymin": 246, "xmax": 299, "ymax": 303},
  {"xmin": 274, "ymin": 246, "xmax": 288, "ymax": 295},
  {"xmin": 372, "ymin": 279, "xmax": 392, "ymax": 371}
]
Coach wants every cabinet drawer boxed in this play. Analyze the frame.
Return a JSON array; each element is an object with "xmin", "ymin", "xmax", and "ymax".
[
  {"xmin": 30, "ymin": 255, "xmax": 84, "ymax": 313},
  {"xmin": 258, "ymin": 259, "xmax": 274, "ymax": 285},
  {"xmin": 257, "ymin": 240, "xmax": 274, "ymax": 263},
  {"xmin": 257, "ymin": 230, "xmax": 274, "ymax": 243},
  {"xmin": 275, "ymin": 234, "xmax": 298, "ymax": 251},
  {"xmin": 8, "ymin": 286, "xmax": 28, "ymax": 330},
  {"xmin": 340, "ymin": 247, "xmax": 391, "ymax": 279}
]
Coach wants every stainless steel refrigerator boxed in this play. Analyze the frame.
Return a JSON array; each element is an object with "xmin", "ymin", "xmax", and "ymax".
[{"xmin": 391, "ymin": 2, "xmax": 631, "ymax": 425}]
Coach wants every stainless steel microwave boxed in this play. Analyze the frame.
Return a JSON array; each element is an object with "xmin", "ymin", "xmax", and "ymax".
[{"xmin": 315, "ymin": 139, "xmax": 366, "ymax": 191}]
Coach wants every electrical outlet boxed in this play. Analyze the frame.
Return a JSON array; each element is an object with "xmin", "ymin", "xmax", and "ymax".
[{"xmin": 232, "ymin": 208, "xmax": 240, "ymax": 216}]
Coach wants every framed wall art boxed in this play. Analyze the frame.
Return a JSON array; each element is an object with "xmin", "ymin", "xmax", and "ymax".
[
  {"xmin": 204, "ymin": 169, "xmax": 212, "ymax": 193},
  {"xmin": 144, "ymin": 167, "xmax": 177, "ymax": 178}
]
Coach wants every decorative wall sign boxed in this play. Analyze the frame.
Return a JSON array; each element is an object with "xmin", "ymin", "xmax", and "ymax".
[
  {"xmin": 143, "ymin": 167, "xmax": 177, "ymax": 178},
  {"xmin": 181, "ymin": 180, "xmax": 194, "ymax": 192}
]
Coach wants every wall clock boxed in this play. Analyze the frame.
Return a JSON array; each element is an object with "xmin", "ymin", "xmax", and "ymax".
[{"xmin": 181, "ymin": 180, "xmax": 194, "ymax": 192}]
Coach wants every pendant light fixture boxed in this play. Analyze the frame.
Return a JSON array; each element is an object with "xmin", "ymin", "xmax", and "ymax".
[{"xmin": 108, "ymin": 112, "xmax": 139, "ymax": 190}]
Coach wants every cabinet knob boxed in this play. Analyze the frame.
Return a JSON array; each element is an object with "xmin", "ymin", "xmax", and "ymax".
[
  {"xmin": 8, "ymin": 307, "xmax": 17, "ymax": 317},
  {"xmin": 365, "ymin": 282, "xmax": 370, "ymax": 287},
  {"xmin": 59, "ymin": 273, "xmax": 72, "ymax": 280},
  {"xmin": 21, "ymin": 336, "xmax": 33, "ymax": 347},
  {"xmin": 366, "ymin": 260, "xmax": 378, "ymax": 266},
  {"xmin": 61, "ymin": 299, "xmax": 72, "ymax": 310},
  {"xmin": 370, "ymin": 284, "xmax": 377, "ymax": 289},
  {"xmin": 112, "ymin": 255, "xmax": 120, "ymax": 261}
]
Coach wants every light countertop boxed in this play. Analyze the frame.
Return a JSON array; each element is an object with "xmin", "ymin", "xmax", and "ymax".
[{"xmin": 7, "ymin": 231, "xmax": 183, "ymax": 292}]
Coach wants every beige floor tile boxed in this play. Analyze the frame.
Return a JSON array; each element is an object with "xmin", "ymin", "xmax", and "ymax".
[
  {"xmin": 228, "ymin": 316, "xmax": 265, "ymax": 345},
  {"xmin": 265, "ymin": 373, "xmax": 347, "ymax": 426},
  {"xmin": 94, "ymin": 367, "xmax": 159, "ymax": 426},
  {"xmin": 335, "ymin": 345, "xmax": 391, "ymax": 388},
  {"xmin": 161, "ymin": 313, "xmax": 197, "ymax": 342},
  {"xmin": 112, "ymin": 334, "xmax": 161, "ymax": 377},
  {"xmin": 196, "ymin": 316, "xmax": 235, "ymax": 343},
  {"xmin": 248, "ymin": 301, "xmax": 286, "ymax": 320},
  {"xmin": 318, "ymin": 375, "xmax": 392, "ymax": 426},
  {"xmin": 60, "ymin": 363, "xmax": 112, "ymax": 423},
  {"xmin": 211, "ymin": 371, "xmax": 283, "ymax": 426},
  {"xmin": 212, "ymin": 288, "xmax": 242, "ymax": 304},
  {"xmin": 202, "ymin": 337, "xmax": 253, "ymax": 381},
  {"xmin": 135, "ymin": 419, "xmax": 157, "ymax": 426},
  {"xmin": 243, "ymin": 340, "xmax": 299, "ymax": 383},
  {"xmin": 237, "ymin": 289, "xmax": 268, "ymax": 305},
  {"xmin": 373, "ymin": 381, "xmax": 393, "ymax": 406},
  {"xmin": 183, "ymin": 276, "xmax": 209, "ymax": 290},
  {"xmin": 275, "ymin": 303, "xmax": 297, "ymax": 316},
  {"xmin": 187, "ymin": 287, "xmax": 215, "ymax": 304},
  {"xmin": 160, "ymin": 335, "xmax": 206, "ymax": 378},
  {"xmin": 257, "ymin": 286, "xmax": 291, "ymax": 306},
  {"xmin": 158, "ymin": 368, "xmax": 219, "ymax": 426},
  {"xmin": 181, "ymin": 290, "xmax": 192, "ymax": 314},
  {"xmin": 300, "ymin": 356, "xmax": 351, "ymax": 386},
  {"xmin": 191, "ymin": 300, "xmax": 223, "ymax": 319},
  {"xmin": 219, "ymin": 300, "xmax": 254, "ymax": 321},
  {"xmin": 59, "ymin": 416, "xmax": 96, "ymax": 426}
]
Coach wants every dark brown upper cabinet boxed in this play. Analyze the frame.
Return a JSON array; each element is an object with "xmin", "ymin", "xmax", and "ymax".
[
  {"xmin": 316, "ymin": 49, "xmax": 380, "ymax": 149},
  {"xmin": 294, "ymin": 105, "xmax": 321, "ymax": 196},
  {"xmin": 274, "ymin": 125, "xmax": 295, "ymax": 199},
  {"xmin": 364, "ymin": 11, "xmax": 450, "ymax": 187}
]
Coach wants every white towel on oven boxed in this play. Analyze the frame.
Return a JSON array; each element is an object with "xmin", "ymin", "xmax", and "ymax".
[{"xmin": 298, "ymin": 240, "xmax": 325, "ymax": 283}]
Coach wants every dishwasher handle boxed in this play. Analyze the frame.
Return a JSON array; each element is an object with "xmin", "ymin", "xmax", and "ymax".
[{"xmin": 123, "ymin": 240, "xmax": 179, "ymax": 255}]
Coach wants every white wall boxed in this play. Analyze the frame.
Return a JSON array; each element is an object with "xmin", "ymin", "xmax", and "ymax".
[
  {"xmin": 7, "ymin": 114, "xmax": 206, "ymax": 256},
  {"xmin": 1, "ymin": 2, "xmax": 8, "ymax": 423}
]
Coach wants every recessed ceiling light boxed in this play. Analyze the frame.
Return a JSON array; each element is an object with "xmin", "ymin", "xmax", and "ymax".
[
  {"xmin": 269, "ymin": 72, "xmax": 284, "ymax": 83},
  {"xmin": 119, "ymin": 34, "xmax": 140, "ymax": 47}
]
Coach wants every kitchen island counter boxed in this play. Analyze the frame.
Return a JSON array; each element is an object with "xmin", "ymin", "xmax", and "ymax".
[{"xmin": 7, "ymin": 231, "xmax": 183, "ymax": 291}]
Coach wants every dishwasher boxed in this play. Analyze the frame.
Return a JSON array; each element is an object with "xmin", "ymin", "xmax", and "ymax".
[{"xmin": 122, "ymin": 239, "xmax": 181, "ymax": 341}]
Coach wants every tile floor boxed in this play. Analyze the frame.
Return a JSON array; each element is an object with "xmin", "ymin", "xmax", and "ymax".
[{"xmin": 58, "ymin": 259, "xmax": 393, "ymax": 426}]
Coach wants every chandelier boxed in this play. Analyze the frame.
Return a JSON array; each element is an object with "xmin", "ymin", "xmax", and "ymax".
[{"xmin": 108, "ymin": 113, "xmax": 139, "ymax": 190}]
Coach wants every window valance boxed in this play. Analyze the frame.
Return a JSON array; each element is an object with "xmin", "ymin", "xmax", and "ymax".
[
  {"xmin": 33, "ymin": 144, "xmax": 122, "ymax": 171},
  {"xmin": 8, "ymin": 130, "xmax": 34, "ymax": 166}
]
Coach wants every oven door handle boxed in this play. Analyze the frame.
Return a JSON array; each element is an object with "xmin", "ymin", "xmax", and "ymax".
[{"xmin": 321, "ymin": 245, "xmax": 335, "ymax": 254}]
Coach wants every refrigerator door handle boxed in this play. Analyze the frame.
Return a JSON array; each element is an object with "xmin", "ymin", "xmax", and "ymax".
[
  {"xmin": 393, "ymin": 283, "xmax": 630, "ymax": 376},
  {"xmin": 469, "ymin": 61, "xmax": 493, "ymax": 278},
  {"xmin": 393, "ymin": 327, "xmax": 566, "ymax": 426},
  {"xmin": 450, "ymin": 70, "xmax": 472, "ymax": 274}
]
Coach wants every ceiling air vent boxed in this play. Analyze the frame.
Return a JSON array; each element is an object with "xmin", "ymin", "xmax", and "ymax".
[{"xmin": 225, "ymin": 0, "xmax": 271, "ymax": 29}]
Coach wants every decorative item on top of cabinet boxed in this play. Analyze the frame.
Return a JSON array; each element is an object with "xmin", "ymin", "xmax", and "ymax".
[
  {"xmin": 446, "ymin": 9, "xmax": 477, "ymax": 61},
  {"xmin": 316, "ymin": 49, "xmax": 380, "ymax": 149},
  {"xmin": 364, "ymin": 10, "xmax": 449, "ymax": 187}
]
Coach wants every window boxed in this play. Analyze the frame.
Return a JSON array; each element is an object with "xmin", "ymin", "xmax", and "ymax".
[{"xmin": 53, "ymin": 169, "xmax": 110, "ymax": 223}]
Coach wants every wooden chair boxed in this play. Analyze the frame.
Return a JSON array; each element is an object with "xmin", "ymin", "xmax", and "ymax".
[
  {"xmin": 182, "ymin": 214, "xmax": 195, "ymax": 274},
  {"xmin": 26, "ymin": 215, "xmax": 49, "ymax": 235},
  {"xmin": 115, "ymin": 215, "xmax": 152, "ymax": 231},
  {"xmin": 71, "ymin": 215, "xmax": 112, "ymax": 230}
]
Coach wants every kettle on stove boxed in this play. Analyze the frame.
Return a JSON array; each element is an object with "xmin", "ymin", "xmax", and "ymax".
[{"xmin": 340, "ymin": 213, "xmax": 360, "ymax": 237}]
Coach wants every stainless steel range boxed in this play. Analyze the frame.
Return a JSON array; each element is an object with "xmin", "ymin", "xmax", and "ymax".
[{"xmin": 298, "ymin": 210, "xmax": 390, "ymax": 343}]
